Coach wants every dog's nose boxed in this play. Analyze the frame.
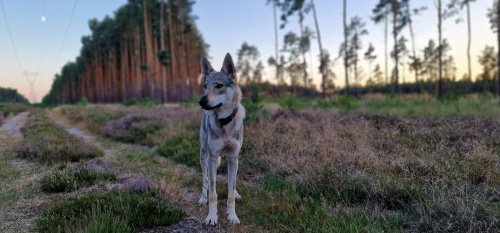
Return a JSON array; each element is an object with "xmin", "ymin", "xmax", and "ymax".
[{"xmin": 199, "ymin": 96, "xmax": 208, "ymax": 106}]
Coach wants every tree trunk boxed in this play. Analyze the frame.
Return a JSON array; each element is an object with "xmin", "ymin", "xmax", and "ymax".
[
  {"xmin": 466, "ymin": 1, "xmax": 472, "ymax": 92},
  {"xmin": 405, "ymin": 0, "xmax": 419, "ymax": 89},
  {"xmin": 343, "ymin": 0, "xmax": 350, "ymax": 96},
  {"xmin": 384, "ymin": 6, "xmax": 389, "ymax": 92},
  {"xmin": 438, "ymin": 0, "xmax": 443, "ymax": 99},
  {"xmin": 160, "ymin": 0, "xmax": 167, "ymax": 102},
  {"xmin": 273, "ymin": 0, "xmax": 280, "ymax": 95},
  {"xmin": 310, "ymin": 0, "xmax": 326, "ymax": 99},
  {"xmin": 143, "ymin": 0, "xmax": 154, "ymax": 100},
  {"xmin": 393, "ymin": 0, "xmax": 399, "ymax": 94},
  {"xmin": 168, "ymin": 0, "xmax": 178, "ymax": 101},
  {"xmin": 497, "ymin": 0, "xmax": 500, "ymax": 100},
  {"xmin": 299, "ymin": 14, "xmax": 308, "ymax": 97}
]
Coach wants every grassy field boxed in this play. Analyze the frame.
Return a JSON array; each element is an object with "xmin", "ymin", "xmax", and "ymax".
[{"xmin": 0, "ymin": 96, "xmax": 499, "ymax": 232}]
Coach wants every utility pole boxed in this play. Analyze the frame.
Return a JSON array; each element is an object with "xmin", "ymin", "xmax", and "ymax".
[{"xmin": 24, "ymin": 71, "xmax": 38, "ymax": 103}]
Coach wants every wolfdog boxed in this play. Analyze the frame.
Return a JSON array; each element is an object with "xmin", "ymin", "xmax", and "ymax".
[{"xmin": 198, "ymin": 53, "xmax": 245, "ymax": 225}]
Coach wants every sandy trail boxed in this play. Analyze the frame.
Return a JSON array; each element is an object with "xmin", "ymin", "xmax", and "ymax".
[
  {"xmin": 47, "ymin": 109, "xmax": 214, "ymax": 233},
  {"xmin": 0, "ymin": 112, "xmax": 29, "ymax": 141},
  {"xmin": 0, "ymin": 112, "xmax": 51, "ymax": 233}
]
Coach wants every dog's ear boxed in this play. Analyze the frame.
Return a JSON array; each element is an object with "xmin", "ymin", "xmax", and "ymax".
[
  {"xmin": 221, "ymin": 53, "xmax": 236, "ymax": 79},
  {"xmin": 201, "ymin": 56, "xmax": 214, "ymax": 78}
]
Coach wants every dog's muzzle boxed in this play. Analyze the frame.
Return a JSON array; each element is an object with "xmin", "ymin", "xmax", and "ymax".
[{"xmin": 199, "ymin": 96, "xmax": 222, "ymax": 110}]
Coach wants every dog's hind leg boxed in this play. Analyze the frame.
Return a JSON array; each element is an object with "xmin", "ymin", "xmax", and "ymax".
[
  {"xmin": 226, "ymin": 151, "xmax": 240, "ymax": 224},
  {"xmin": 205, "ymin": 154, "xmax": 219, "ymax": 225}
]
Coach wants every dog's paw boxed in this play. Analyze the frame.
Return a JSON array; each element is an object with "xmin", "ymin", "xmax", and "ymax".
[
  {"xmin": 205, "ymin": 212, "xmax": 218, "ymax": 226},
  {"xmin": 235, "ymin": 190, "xmax": 242, "ymax": 200},
  {"xmin": 198, "ymin": 195, "xmax": 208, "ymax": 205},
  {"xmin": 227, "ymin": 208, "xmax": 240, "ymax": 225}
]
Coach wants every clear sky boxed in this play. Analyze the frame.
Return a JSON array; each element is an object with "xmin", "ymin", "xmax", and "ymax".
[{"xmin": 0, "ymin": 0, "xmax": 497, "ymax": 103}]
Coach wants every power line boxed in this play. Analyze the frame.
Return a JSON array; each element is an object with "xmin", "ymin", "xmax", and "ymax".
[
  {"xmin": 0, "ymin": 0, "xmax": 24, "ymax": 72},
  {"xmin": 52, "ymin": 0, "xmax": 78, "ymax": 73}
]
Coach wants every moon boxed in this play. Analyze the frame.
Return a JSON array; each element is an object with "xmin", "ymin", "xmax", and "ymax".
[{"xmin": 41, "ymin": 16, "xmax": 46, "ymax": 22}]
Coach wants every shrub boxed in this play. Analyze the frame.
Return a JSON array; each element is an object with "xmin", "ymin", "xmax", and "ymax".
[
  {"xmin": 334, "ymin": 94, "xmax": 358, "ymax": 111},
  {"xmin": 241, "ymin": 98, "xmax": 268, "ymax": 124},
  {"xmin": 40, "ymin": 163, "xmax": 116, "ymax": 193},
  {"xmin": 76, "ymin": 97, "xmax": 89, "ymax": 107},
  {"xmin": 36, "ymin": 186, "xmax": 185, "ymax": 233},
  {"xmin": 0, "ymin": 103, "xmax": 30, "ymax": 116},
  {"xmin": 123, "ymin": 97, "xmax": 139, "ymax": 106},
  {"xmin": 140, "ymin": 97, "xmax": 159, "ymax": 107},
  {"xmin": 102, "ymin": 114, "xmax": 165, "ymax": 145},
  {"xmin": 156, "ymin": 134, "xmax": 200, "ymax": 168}
]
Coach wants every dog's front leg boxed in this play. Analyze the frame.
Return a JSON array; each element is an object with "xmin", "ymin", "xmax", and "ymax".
[
  {"xmin": 226, "ymin": 150, "xmax": 240, "ymax": 224},
  {"xmin": 205, "ymin": 153, "xmax": 219, "ymax": 225},
  {"xmin": 199, "ymin": 149, "xmax": 208, "ymax": 205}
]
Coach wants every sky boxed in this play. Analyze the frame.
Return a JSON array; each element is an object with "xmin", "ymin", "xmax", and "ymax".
[{"xmin": 0, "ymin": 0, "xmax": 497, "ymax": 103}]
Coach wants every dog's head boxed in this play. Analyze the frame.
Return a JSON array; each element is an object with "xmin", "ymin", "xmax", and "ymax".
[{"xmin": 199, "ymin": 53, "xmax": 240, "ymax": 110}]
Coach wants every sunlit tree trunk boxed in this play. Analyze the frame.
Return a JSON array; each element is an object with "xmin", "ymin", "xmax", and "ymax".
[
  {"xmin": 466, "ymin": 1, "xmax": 472, "ymax": 91},
  {"xmin": 497, "ymin": 0, "xmax": 500, "ymax": 100},
  {"xmin": 438, "ymin": 0, "xmax": 443, "ymax": 99},
  {"xmin": 393, "ymin": 0, "xmax": 399, "ymax": 94},
  {"xmin": 310, "ymin": 0, "xmax": 326, "ymax": 98},
  {"xmin": 343, "ymin": 0, "xmax": 350, "ymax": 96},
  {"xmin": 168, "ymin": 0, "xmax": 177, "ymax": 101},
  {"xmin": 273, "ymin": 0, "xmax": 280, "ymax": 96},
  {"xmin": 143, "ymin": 0, "xmax": 154, "ymax": 100}
]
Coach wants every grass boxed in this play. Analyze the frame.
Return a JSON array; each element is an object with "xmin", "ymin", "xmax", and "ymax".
[
  {"xmin": 260, "ymin": 94, "xmax": 500, "ymax": 117},
  {"xmin": 49, "ymin": 96, "xmax": 500, "ymax": 232},
  {"xmin": 14, "ymin": 112, "xmax": 103, "ymax": 163},
  {"xmin": 0, "ymin": 103, "xmax": 31, "ymax": 117},
  {"xmin": 36, "ymin": 188, "xmax": 185, "ymax": 233},
  {"xmin": 156, "ymin": 134, "xmax": 200, "ymax": 168},
  {"xmin": 40, "ymin": 163, "xmax": 116, "ymax": 193},
  {"xmin": 0, "ymin": 152, "xmax": 23, "ymax": 207},
  {"xmin": 239, "ymin": 175, "xmax": 405, "ymax": 232},
  {"xmin": 59, "ymin": 105, "xmax": 201, "ymax": 146}
]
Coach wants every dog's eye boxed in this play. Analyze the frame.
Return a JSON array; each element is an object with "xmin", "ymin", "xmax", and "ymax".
[
  {"xmin": 215, "ymin": 84, "xmax": 224, "ymax": 89},
  {"xmin": 203, "ymin": 84, "xmax": 207, "ymax": 89}
]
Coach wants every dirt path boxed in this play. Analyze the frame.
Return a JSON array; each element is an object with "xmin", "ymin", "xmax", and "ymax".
[
  {"xmin": 47, "ymin": 109, "xmax": 214, "ymax": 233},
  {"xmin": 0, "ymin": 112, "xmax": 57, "ymax": 233},
  {"xmin": 0, "ymin": 112, "xmax": 29, "ymax": 142}
]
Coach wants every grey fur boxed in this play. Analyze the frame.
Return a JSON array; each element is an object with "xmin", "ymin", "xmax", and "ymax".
[{"xmin": 198, "ymin": 53, "xmax": 246, "ymax": 226}]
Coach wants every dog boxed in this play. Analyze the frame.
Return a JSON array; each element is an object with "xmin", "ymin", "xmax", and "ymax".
[{"xmin": 198, "ymin": 53, "xmax": 245, "ymax": 225}]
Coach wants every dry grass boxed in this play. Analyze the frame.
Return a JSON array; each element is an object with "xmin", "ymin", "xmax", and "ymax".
[
  {"xmin": 241, "ymin": 110, "xmax": 499, "ymax": 232},
  {"xmin": 45, "ymin": 102, "xmax": 500, "ymax": 232}
]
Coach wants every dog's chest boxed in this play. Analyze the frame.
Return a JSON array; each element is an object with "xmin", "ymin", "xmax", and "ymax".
[{"xmin": 220, "ymin": 128, "xmax": 233, "ymax": 148}]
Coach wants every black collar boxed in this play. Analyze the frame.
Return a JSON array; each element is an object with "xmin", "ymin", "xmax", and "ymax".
[{"xmin": 218, "ymin": 107, "xmax": 238, "ymax": 127}]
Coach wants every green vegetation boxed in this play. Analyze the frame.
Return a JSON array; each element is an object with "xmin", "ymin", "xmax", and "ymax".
[
  {"xmin": 103, "ymin": 114, "xmax": 165, "ymax": 146},
  {"xmin": 123, "ymin": 97, "xmax": 140, "ymax": 106},
  {"xmin": 36, "ymin": 188, "xmax": 185, "ymax": 233},
  {"xmin": 156, "ymin": 134, "xmax": 200, "ymax": 168},
  {"xmin": 239, "ymin": 175, "xmax": 404, "ymax": 232},
  {"xmin": 40, "ymin": 163, "xmax": 116, "ymax": 193},
  {"xmin": 14, "ymin": 112, "xmax": 103, "ymax": 163},
  {"xmin": 76, "ymin": 97, "xmax": 89, "ymax": 107},
  {"xmin": 0, "ymin": 103, "xmax": 31, "ymax": 117},
  {"xmin": 0, "ymin": 87, "xmax": 29, "ymax": 104}
]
